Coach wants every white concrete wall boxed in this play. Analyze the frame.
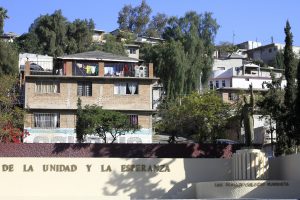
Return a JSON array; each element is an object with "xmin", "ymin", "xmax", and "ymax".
[
  {"xmin": 231, "ymin": 77, "xmax": 286, "ymax": 89},
  {"xmin": 19, "ymin": 53, "xmax": 53, "ymax": 71},
  {"xmin": 0, "ymin": 157, "xmax": 232, "ymax": 199},
  {"xmin": 213, "ymin": 59, "xmax": 243, "ymax": 71},
  {"xmin": 269, "ymin": 153, "xmax": 300, "ymax": 180}
]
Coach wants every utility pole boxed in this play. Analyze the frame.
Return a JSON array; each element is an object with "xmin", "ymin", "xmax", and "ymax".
[{"xmin": 199, "ymin": 71, "xmax": 203, "ymax": 94}]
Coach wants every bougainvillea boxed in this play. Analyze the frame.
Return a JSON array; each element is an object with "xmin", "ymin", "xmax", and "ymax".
[{"xmin": 1, "ymin": 122, "xmax": 29, "ymax": 143}]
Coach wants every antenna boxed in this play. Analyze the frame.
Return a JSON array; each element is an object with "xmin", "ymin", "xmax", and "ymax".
[
  {"xmin": 271, "ymin": 36, "xmax": 274, "ymax": 43},
  {"xmin": 232, "ymin": 31, "xmax": 236, "ymax": 44}
]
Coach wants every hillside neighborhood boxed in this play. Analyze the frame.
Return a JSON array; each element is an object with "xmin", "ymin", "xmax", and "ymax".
[
  {"xmin": 2, "ymin": 1, "xmax": 300, "ymax": 199},
  {"xmin": 1, "ymin": 1, "xmax": 300, "ymax": 155}
]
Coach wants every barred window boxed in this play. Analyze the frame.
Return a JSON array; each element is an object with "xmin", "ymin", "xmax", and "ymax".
[
  {"xmin": 128, "ymin": 114, "xmax": 138, "ymax": 126},
  {"xmin": 34, "ymin": 113, "xmax": 60, "ymax": 128},
  {"xmin": 77, "ymin": 82, "xmax": 92, "ymax": 96},
  {"xmin": 114, "ymin": 82, "xmax": 138, "ymax": 95},
  {"xmin": 35, "ymin": 81, "xmax": 60, "ymax": 93}
]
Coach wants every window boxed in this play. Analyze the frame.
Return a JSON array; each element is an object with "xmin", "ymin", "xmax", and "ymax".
[
  {"xmin": 77, "ymin": 82, "xmax": 92, "ymax": 96},
  {"xmin": 129, "ymin": 48, "xmax": 136, "ymax": 54},
  {"xmin": 222, "ymin": 80, "xmax": 226, "ymax": 87},
  {"xmin": 35, "ymin": 81, "xmax": 60, "ymax": 93},
  {"xmin": 128, "ymin": 115, "xmax": 138, "ymax": 126},
  {"xmin": 114, "ymin": 82, "xmax": 138, "ymax": 95},
  {"xmin": 34, "ymin": 113, "xmax": 60, "ymax": 128},
  {"xmin": 209, "ymin": 81, "xmax": 213, "ymax": 90},
  {"xmin": 215, "ymin": 80, "xmax": 219, "ymax": 89},
  {"xmin": 269, "ymin": 48, "xmax": 272, "ymax": 53},
  {"xmin": 229, "ymin": 93, "xmax": 238, "ymax": 101}
]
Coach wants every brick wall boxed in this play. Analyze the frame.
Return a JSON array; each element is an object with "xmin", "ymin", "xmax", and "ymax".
[{"xmin": 25, "ymin": 77, "xmax": 153, "ymax": 110}]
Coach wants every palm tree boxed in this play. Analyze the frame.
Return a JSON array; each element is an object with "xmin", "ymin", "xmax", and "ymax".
[{"xmin": 0, "ymin": 7, "xmax": 9, "ymax": 35}]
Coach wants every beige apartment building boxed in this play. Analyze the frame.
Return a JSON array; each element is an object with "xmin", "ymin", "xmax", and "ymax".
[{"xmin": 23, "ymin": 51, "xmax": 158, "ymax": 143}]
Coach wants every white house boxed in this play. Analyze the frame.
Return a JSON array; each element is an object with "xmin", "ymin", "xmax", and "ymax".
[{"xmin": 209, "ymin": 55, "xmax": 286, "ymax": 144}]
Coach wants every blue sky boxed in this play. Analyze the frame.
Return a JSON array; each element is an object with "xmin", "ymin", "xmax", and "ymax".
[{"xmin": 1, "ymin": 0, "xmax": 300, "ymax": 46}]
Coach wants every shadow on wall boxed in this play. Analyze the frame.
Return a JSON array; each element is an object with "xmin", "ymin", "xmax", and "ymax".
[
  {"xmin": 162, "ymin": 156, "xmax": 232, "ymax": 198},
  {"xmin": 100, "ymin": 144, "xmax": 233, "ymax": 199},
  {"xmin": 103, "ymin": 158, "xmax": 176, "ymax": 199}
]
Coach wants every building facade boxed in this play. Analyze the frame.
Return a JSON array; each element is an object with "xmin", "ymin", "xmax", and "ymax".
[
  {"xmin": 209, "ymin": 56, "xmax": 285, "ymax": 144},
  {"xmin": 23, "ymin": 51, "xmax": 157, "ymax": 143},
  {"xmin": 247, "ymin": 43, "xmax": 300, "ymax": 64}
]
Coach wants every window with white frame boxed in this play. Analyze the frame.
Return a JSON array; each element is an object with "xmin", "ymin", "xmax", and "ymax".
[
  {"xmin": 35, "ymin": 81, "xmax": 60, "ymax": 93},
  {"xmin": 114, "ymin": 82, "xmax": 138, "ymax": 95},
  {"xmin": 128, "ymin": 114, "xmax": 138, "ymax": 126},
  {"xmin": 222, "ymin": 80, "xmax": 226, "ymax": 87},
  {"xmin": 215, "ymin": 80, "xmax": 219, "ymax": 88},
  {"xmin": 34, "ymin": 113, "xmax": 60, "ymax": 128},
  {"xmin": 77, "ymin": 82, "xmax": 92, "ymax": 96}
]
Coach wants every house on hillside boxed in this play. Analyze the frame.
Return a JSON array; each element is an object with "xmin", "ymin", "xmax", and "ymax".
[
  {"xmin": 0, "ymin": 32, "xmax": 19, "ymax": 42},
  {"xmin": 23, "ymin": 50, "xmax": 158, "ymax": 143},
  {"xmin": 209, "ymin": 54, "xmax": 286, "ymax": 145},
  {"xmin": 246, "ymin": 43, "xmax": 300, "ymax": 65},
  {"xmin": 92, "ymin": 29, "xmax": 106, "ymax": 44}
]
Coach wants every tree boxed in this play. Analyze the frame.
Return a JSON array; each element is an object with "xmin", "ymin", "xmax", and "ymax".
[
  {"xmin": 257, "ymin": 73, "xmax": 285, "ymax": 154},
  {"xmin": 156, "ymin": 92, "xmax": 232, "ymax": 143},
  {"xmin": 26, "ymin": 10, "xmax": 68, "ymax": 57},
  {"xmin": 216, "ymin": 41, "xmax": 238, "ymax": 54},
  {"xmin": 66, "ymin": 19, "xmax": 95, "ymax": 54},
  {"xmin": 17, "ymin": 10, "xmax": 95, "ymax": 56},
  {"xmin": 295, "ymin": 60, "xmax": 300, "ymax": 140},
  {"xmin": 143, "ymin": 11, "xmax": 219, "ymax": 99},
  {"xmin": 0, "ymin": 40, "xmax": 18, "ymax": 75},
  {"xmin": 0, "ymin": 7, "xmax": 8, "ymax": 35},
  {"xmin": 271, "ymin": 51, "xmax": 284, "ymax": 69},
  {"xmin": 283, "ymin": 20, "xmax": 297, "ymax": 144},
  {"xmin": 0, "ymin": 75, "xmax": 27, "ymax": 143},
  {"xmin": 118, "ymin": 4, "xmax": 134, "ymax": 31},
  {"xmin": 152, "ymin": 41, "xmax": 186, "ymax": 99},
  {"xmin": 15, "ymin": 32, "xmax": 41, "ymax": 54},
  {"xmin": 145, "ymin": 13, "xmax": 168, "ymax": 38},
  {"xmin": 75, "ymin": 98, "xmax": 85, "ymax": 142},
  {"xmin": 117, "ymin": 0, "xmax": 152, "ymax": 35},
  {"xmin": 76, "ymin": 104, "xmax": 139, "ymax": 143},
  {"xmin": 91, "ymin": 34, "xmax": 127, "ymax": 56}
]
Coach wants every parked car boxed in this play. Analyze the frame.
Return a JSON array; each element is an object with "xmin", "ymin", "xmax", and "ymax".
[
  {"xmin": 215, "ymin": 139, "xmax": 239, "ymax": 145},
  {"xmin": 20, "ymin": 63, "xmax": 44, "ymax": 71}
]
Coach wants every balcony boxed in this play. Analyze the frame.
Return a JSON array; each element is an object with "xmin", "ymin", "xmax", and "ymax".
[{"xmin": 104, "ymin": 63, "xmax": 148, "ymax": 78}]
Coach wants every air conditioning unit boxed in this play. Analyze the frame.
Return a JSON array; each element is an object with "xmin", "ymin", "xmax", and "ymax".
[{"xmin": 138, "ymin": 66, "xmax": 147, "ymax": 77}]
